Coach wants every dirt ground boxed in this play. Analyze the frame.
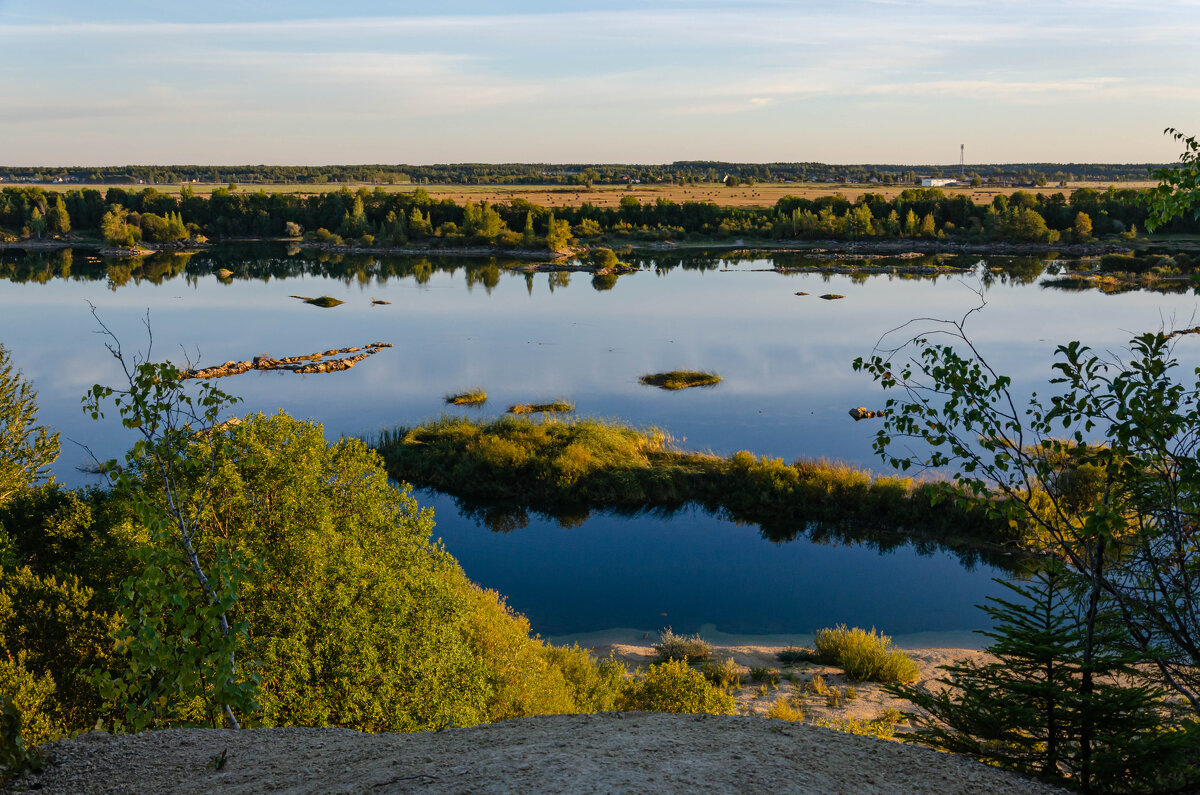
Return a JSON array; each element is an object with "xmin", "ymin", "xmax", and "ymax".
[
  {"xmin": 13, "ymin": 713, "xmax": 1063, "ymax": 794},
  {"xmin": 7, "ymin": 643, "xmax": 1069, "ymax": 794}
]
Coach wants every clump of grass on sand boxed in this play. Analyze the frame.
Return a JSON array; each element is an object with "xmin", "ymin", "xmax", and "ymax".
[
  {"xmin": 639, "ymin": 370, "xmax": 722, "ymax": 390},
  {"xmin": 766, "ymin": 697, "xmax": 803, "ymax": 722},
  {"xmin": 813, "ymin": 624, "xmax": 920, "ymax": 684},
  {"xmin": 777, "ymin": 647, "xmax": 818, "ymax": 665},
  {"xmin": 508, "ymin": 400, "xmax": 574, "ymax": 414},
  {"xmin": 445, "ymin": 388, "xmax": 488, "ymax": 406},
  {"xmin": 654, "ymin": 628, "xmax": 712, "ymax": 662}
]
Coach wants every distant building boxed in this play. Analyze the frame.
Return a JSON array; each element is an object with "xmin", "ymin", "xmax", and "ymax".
[{"xmin": 920, "ymin": 177, "xmax": 957, "ymax": 187}]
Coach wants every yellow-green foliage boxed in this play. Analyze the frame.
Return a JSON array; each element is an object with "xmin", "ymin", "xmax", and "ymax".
[
  {"xmin": 457, "ymin": 584, "xmax": 625, "ymax": 721},
  {"xmin": 132, "ymin": 412, "xmax": 635, "ymax": 733},
  {"xmin": 812, "ymin": 716, "xmax": 897, "ymax": 741},
  {"xmin": 766, "ymin": 697, "xmax": 803, "ymax": 722},
  {"xmin": 701, "ymin": 657, "xmax": 743, "ymax": 689},
  {"xmin": 813, "ymin": 625, "xmax": 920, "ymax": 684},
  {"xmin": 0, "ymin": 655, "xmax": 57, "ymax": 749},
  {"xmin": 618, "ymin": 659, "xmax": 735, "ymax": 715},
  {"xmin": 166, "ymin": 413, "xmax": 494, "ymax": 731}
]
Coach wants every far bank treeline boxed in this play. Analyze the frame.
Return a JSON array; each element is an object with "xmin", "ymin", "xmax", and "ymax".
[{"xmin": 2, "ymin": 183, "xmax": 1196, "ymax": 249}]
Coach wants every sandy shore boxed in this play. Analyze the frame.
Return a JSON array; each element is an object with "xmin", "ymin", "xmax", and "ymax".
[{"xmin": 554, "ymin": 627, "xmax": 990, "ymax": 729}]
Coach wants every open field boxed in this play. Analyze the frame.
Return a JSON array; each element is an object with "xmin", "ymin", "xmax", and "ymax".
[{"xmin": 27, "ymin": 180, "xmax": 1158, "ymax": 209}]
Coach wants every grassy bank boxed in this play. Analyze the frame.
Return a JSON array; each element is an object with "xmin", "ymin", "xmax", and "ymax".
[{"xmin": 374, "ymin": 416, "xmax": 1027, "ymax": 553}]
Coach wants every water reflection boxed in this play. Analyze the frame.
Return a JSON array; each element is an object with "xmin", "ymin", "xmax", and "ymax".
[
  {"xmin": 1, "ymin": 243, "xmax": 1194, "ymax": 635},
  {"xmin": 441, "ymin": 493, "xmax": 1024, "ymax": 574}
]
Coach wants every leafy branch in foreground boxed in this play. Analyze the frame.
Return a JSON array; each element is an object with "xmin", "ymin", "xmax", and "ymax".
[
  {"xmin": 81, "ymin": 308, "xmax": 255, "ymax": 731},
  {"xmin": 1146, "ymin": 127, "xmax": 1200, "ymax": 231},
  {"xmin": 854, "ymin": 299, "xmax": 1200, "ymax": 789}
]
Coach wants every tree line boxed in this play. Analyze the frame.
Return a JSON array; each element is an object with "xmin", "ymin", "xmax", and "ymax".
[
  {"xmin": 0, "ymin": 160, "xmax": 1165, "ymax": 187},
  {"xmin": 2, "ymin": 183, "xmax": 1196, "ymax": 250}
]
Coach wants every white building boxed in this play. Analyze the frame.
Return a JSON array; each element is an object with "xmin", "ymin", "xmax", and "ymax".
[{"xmin": 920, "ymin": 177, "xmax": 957, "ymax": 187}]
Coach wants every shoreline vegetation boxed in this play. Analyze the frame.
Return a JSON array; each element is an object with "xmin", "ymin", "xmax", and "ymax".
[
  {"xmin": 372, "ymin": 416, "xmax": 1029, "ymax": 563},
  {"xmin": 639, "ymin": 370, "xmax": 723, "ymax": 390},
  {"xmin": 3, "ymin": 181, "xmax": 1198, "ymax": 263}
]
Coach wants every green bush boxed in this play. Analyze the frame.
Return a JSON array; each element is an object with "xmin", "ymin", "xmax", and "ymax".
[
  {"xmin": 776, "ymin": 646, "xmax": 817, "ymax": 665},
  {"xmin": 133, "ymin": 412, "xmax": 493, "ymax": 732},
  {"xmin": 618, "ymin": 659, "xmax": 735, "ymax": 714},
  {"xmin": 701, "ymin": 657, "xmax": 742, "ymax": 689},
  {"xmin": 814, "ymin": 625, "xmax": 919, "ymax": 684}
]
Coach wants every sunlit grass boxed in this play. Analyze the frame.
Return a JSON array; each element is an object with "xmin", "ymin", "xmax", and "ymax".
[
  {"xmin": 508, "ymin": 400, "xmax": 574, "ymax": 414},
  {"xmin": 445, "ymin": 388, "xmax": 488, "ymax": 406}
]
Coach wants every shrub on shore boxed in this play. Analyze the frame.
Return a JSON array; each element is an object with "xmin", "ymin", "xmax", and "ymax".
[
  {"xmin": 813, "ymin": 625, "xmax": 919, "ymax": 684},
  {"xmin": 654, "ymin": 628, "xmax": 712, "ymax": 662},
  {"xmin": 617, "ymin": 659, "xmax": 735, "ymax": 715}
]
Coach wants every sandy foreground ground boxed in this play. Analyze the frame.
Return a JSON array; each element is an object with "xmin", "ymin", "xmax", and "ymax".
[{"xmin": 9, "ymin": 636, "xmax": 1067, "ymax": 794}]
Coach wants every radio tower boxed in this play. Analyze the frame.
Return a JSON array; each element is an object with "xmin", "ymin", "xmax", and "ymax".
[{"xmin": 960, "ymin": 144, "xmax": 965, "ymax": 180}]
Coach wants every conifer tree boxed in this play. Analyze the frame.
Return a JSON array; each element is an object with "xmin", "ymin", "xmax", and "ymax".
[{"xmin": 892, "ymin": 567, "xmax": 1198, "ymax": 792}]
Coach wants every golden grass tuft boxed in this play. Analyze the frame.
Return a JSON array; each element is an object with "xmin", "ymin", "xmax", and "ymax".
[
  {"xmin": 445, "ymin": 388, "xmax": 488, "ymax": 406},
  {"xmin": 507, "ymin": 400, "xmax": 574, "ymax": 414}
]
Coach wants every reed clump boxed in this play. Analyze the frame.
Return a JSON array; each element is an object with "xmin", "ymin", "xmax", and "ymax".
[
  {"xmin": 639, "ymin": 370, "xmax": 722, "ymax": 390},
  {"xmin": 445, "ymin": 388, "xmax": 488, "ymax": 406},
  {"xmin": 508, "ymin": 400, "xmax": 574, "ymax": 414}
]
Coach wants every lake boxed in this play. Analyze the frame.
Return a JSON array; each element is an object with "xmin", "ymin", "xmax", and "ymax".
[{"xmin": 2, "ymin": 244, "xmax": 1196, "ymax": 641}]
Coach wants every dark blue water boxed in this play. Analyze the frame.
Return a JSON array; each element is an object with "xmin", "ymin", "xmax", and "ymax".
[{"xmin": 2, "ymin": 245, "xmax": 1195, "ymax": 638}]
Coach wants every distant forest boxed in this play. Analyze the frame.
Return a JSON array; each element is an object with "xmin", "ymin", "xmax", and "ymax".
[{"xmin": 0, "ymin": 161, "xmax": 1166, "ymax": 187}]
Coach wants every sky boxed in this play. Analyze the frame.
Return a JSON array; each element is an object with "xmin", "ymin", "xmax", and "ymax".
[{"xmin": 1, "ymin": 0, "xmax": 1198, "ymax": 166}]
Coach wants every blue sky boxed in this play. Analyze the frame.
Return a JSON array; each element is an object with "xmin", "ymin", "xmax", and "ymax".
[{"xmin": 1, "ymin": 0, "xmax": 1197, "ymax": 165}]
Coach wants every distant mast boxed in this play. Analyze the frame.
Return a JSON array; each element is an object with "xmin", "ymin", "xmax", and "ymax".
[{"xmin": 960, "ymin": 144, "xmax": 965, "ymax": 181}]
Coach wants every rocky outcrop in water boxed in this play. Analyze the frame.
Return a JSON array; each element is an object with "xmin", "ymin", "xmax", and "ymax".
[{"xmin": 178, "ymin": 343, "xmax": 392, "ymax": 379}]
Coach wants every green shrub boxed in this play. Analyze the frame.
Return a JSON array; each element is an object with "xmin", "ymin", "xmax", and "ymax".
[
  {"xmin": 542, "ymin": 646, "xmax": 626, "ymax": 714},
  {"xmin": 145, "ymin": 412, "xmax": 494, "ymax": 732},
  {"xmin": 618, "ymin": 659, "xmax": 735, "ymax": 715},
  {"xmin": 749, "ymin": 667, "xmax": 780, "ymax": 688},
  {"xmin": 701, "ymin": 657, "xmax": 742, "ymax": 689},
  {"xmin": 654, "ymin": 628, "xmax": 711, "ymax": 662},
  {"xmin": 807, "ymin": 674, "xmax": 828, "ymax": 695},
  {"xmin": 777, "ymin": 647, "xmax": 817, "ymax": 665},
  {"xmin": 813, "ymin": 625, "xmax": 919, "ymax": 684}
]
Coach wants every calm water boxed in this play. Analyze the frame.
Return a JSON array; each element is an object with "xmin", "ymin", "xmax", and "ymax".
[{"xmin": 3, "ymin": 245, "xmax": 1196, "ymax": 638}]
